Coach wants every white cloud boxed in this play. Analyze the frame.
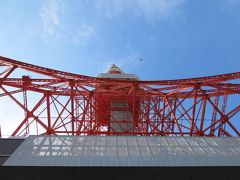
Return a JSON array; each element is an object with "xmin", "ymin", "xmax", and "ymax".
[
  {"xmin": 39, "ymin": 0, "xmax": 63, "ymax": 38},
  {"xmin": 94, "ymin": 0, "xmax": 186, "ymax": 21},
  {"xmin": 136, "ymin": 0, "xmax": 186, "ymax": 21},
  {"xmin": 72, "ymin": 24, "xmax": 97, "ymax": 46},
  {"xmin": 39, "ymin": 1, "xmax": 97, "ymax": 45},
  {"xmin": 94, "ymin": 0, "xmax": 126, "ymax": 18},
  {"xmin": 38, "ymin": 0, "xmax": 185, "ymax": 45},
  {"xmin": 0, "ymin": 97, "xmax": 23, "ymax": 137}
]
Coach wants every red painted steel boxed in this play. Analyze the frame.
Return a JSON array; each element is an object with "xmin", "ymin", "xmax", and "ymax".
[{"xmin": 0, "ymin": 56, "xmax": 240, "ymax": 137}]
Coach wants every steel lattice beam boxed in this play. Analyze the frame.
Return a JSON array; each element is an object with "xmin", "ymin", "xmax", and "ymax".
[{"xmin": 0, "ymin": 56, "xmax": 240, "ymax": 137}]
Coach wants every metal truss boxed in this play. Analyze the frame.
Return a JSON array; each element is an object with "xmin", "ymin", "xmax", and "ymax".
[{"xmin": 0, "ymin": 56, "xmax": 240, "ymax": 137}]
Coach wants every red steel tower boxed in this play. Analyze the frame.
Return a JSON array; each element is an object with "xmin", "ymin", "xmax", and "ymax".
[
  {"xmin": 0, "ymin": 56, "xmax": 240, "ymax": 137},
  {"xmin": 97, "ymin": 64, "xmax": 140, "ymax": 134}
]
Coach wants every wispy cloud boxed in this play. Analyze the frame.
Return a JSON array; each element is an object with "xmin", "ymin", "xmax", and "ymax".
[
  {"xmin": 95, "ymin": 0, "xmax": 186, "ymax": 21},
  {"xmin": 39, "ymin": 0, "xmax": 63, "ymax": 39},
  {"xmin": 38, "ymin": 0, "xmax": 185, "ymax": 45},
  {"xmin": 71, "ymin": 24, "xmax": 97, "ymax": 46},
  {"xmin": 0, "ymin": 99, "xmax": 23, "ymax": 137},
  {"xmin": 136, "ymin": 0, "xmax": 186, "ymax": 21},
  {"xmin": 39, "ymin": 0, "xmax": 97, "ymax": 45},
  {"xmin": 94, "ymin": 0, "xmax": 126, "ymax": 18}
]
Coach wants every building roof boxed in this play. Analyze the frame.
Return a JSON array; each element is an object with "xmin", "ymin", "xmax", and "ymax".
[
  {"xmin": 0, "ymin": 138, "xmax": 25, "ymax": 165},
  {"xmin": 3, "ymin": 135, "xmax": 240, "ymax": 167}
]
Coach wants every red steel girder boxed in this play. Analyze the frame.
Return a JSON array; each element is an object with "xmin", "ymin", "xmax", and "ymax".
[{"xmin": 0, "ymin": 56, "xmax": 240, "ymax": 137}]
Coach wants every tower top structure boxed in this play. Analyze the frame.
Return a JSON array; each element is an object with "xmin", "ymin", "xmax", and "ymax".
[
  {"xmin": 108, "ymin": 64, "xmax": 123, "ymax": 74},
  {"xmin": 98, "ymin": 64, "xmax": 139, "ymax": 80}
]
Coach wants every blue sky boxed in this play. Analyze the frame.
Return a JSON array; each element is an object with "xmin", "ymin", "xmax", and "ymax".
[
  {"xmin": 0, "ymin": 0, "xmax": 240, "ymax": 80},
  {"xmin": 1, "ymin": 0, "xmax": 240, "ymax": 136}
]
